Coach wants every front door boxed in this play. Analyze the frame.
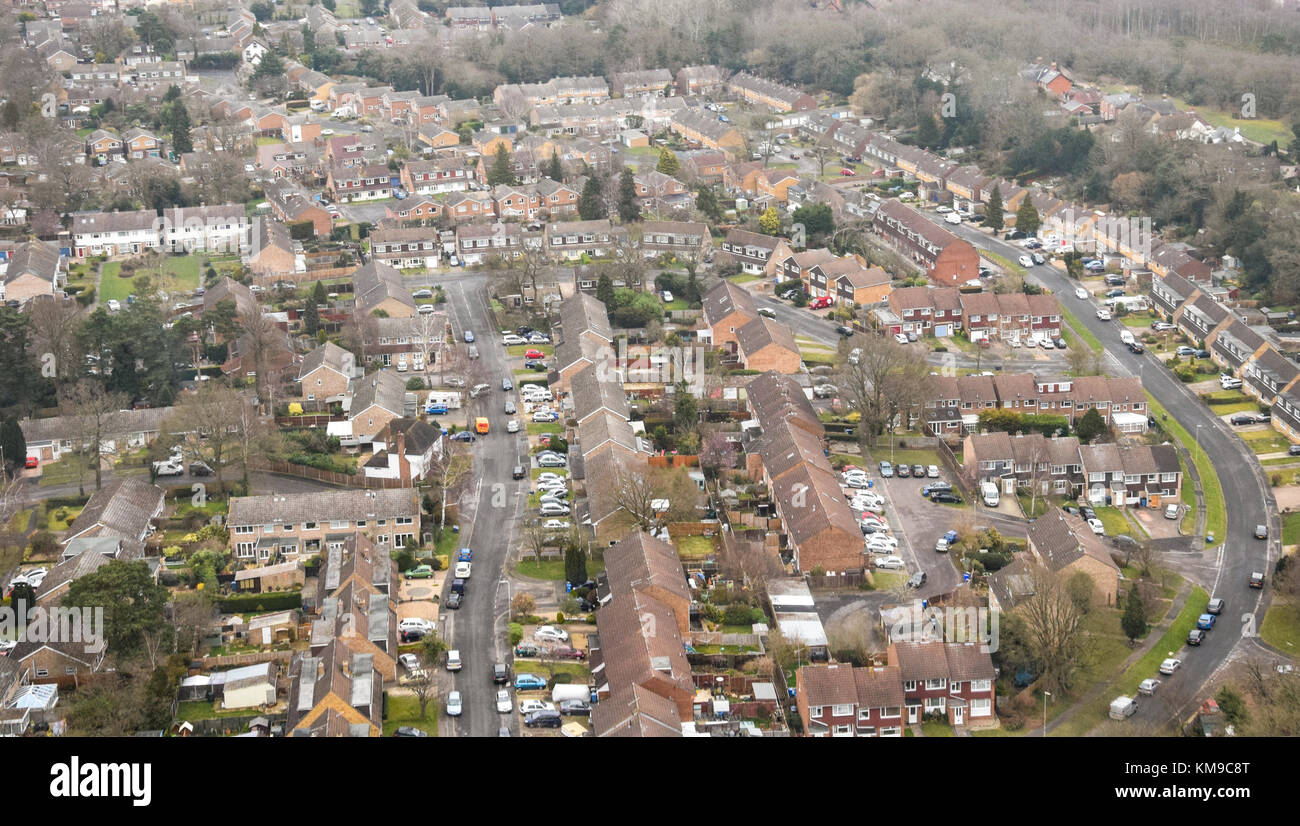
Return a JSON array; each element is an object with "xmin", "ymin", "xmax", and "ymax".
[
  {"xmin": 953, "ymin": 706, "xmax": 964, "ymax": 725},
  {"xmin": 907, "ymin": 705, "xmax": 919, "ymax": 724}
]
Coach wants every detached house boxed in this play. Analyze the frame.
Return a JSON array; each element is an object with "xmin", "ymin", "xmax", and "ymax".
[
  {"xmin": 0, "ymin": 241, "xmax": 63, "ymax": 304},
  {"xmin": 297, "ymin": 342, "xmax": 355, "ymax": 403},
  {"xmin": 1026, "ymin": 508, "xmax": 1120, "ymax": 606}
]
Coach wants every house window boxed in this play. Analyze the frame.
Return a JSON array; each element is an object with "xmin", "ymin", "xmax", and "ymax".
[
  {"xmin": 881, "ymin": 706, "xmax": 901, "ymax": 718},
  {"xmin": 925, "ymin": 678, "xmax": 946, "ymax": 690},
  {"xmin": 950, "ymin": 681, "xmax": 962, "ymax": 694},
  {"xmin": 903, "ymin": 680, "xmax": 917, "ymax": 692},
  {"xmin": 857, "ymin": 726, "xmax": 875, "ymax": 737},
  {"xmin": 971, "ymin": 679, "xmax": 991, "ymax": 692},
  {"xmin": 880, "ymin": 726, "xmax": 902, "ymax": 737},
  {"xmin": 832, "ymin": 704, "xmax": 853, "ymax": 717},
  {"xmin": 35, "ymin": 668, "xmax": 48, "ymax": 678},
  {"xmin": 832, "ymin": 724, "xmax": 852, "ymax": 736},
  {"xmin": 235, "ymin": 525, "xmax": 254, "ymax": 535},
  {"xmin": 971, "ymin": 698, "xmax": 992, "ymax": 717},
  {"xmin": 330, "ymin": 520, "xmax": 349, "ymax": 529}
]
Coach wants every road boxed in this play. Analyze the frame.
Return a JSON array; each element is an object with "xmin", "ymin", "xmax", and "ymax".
[
  {"xmin": 434, "ymin": 276, "xmax": 531, "ymax": 737},
  {"xmin": 916, "ymin": 212, "xmax": 1277, "ymax": 728}
]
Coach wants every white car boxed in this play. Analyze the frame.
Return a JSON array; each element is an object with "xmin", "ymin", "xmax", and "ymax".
[
  {"xmin": 527, "ymin": 333, "xmax": 550, "ymax": 343},
  {"xmin": 1017, "ymin": 255, "xmax": 1034, "ymax": 268},
  {"xmin": 874, "ymin": 555, "xmax": 906, "ymax": 570},
  {"xmin": 893, "ymin": 333, "xmax": 909, "ymax": 345},
  {"xmin": 660, "ymin": 290, "xmax": 674, "ymax": 303},
  {"xmin": 399, "ymin": 653, "xmax": 421, "ymax": 672},
  {"xmin": 519, "ymin": 699, "xmax": 556, "ymax": 715},
  {"xmin": 496, "ymin": 689, "xmax": 513, "ymax": 713},
  {"xmin": 446, "ymin": 649, "xmax": 462, "ymax": 671},
  {"xmin": 1158, "ymin": 658, "xmax": 1181, "ymax": 676},
  {"xmin": 507, "ymin": 419, "xmax": 520, "ymax": 433},
  {"xmin": 926, "ymin": 465, "xmax": 940, "ymax": 478},
  {"xmin": 536, "ymin": 482, "xmax": 568, "ymax": 495},
  {"xmin": 1074, "ymin": 287, "xmax": 1089, "ymax": 300},
  {"xmin": 532, "ymin": 410, "xmax": 559, "ymax": 423},
  {"xmin": 1096, "ymin": 309, "xmax": 1112, "ymax": 321},
  {"xmin": 454, "ymin": 561, "xmax": 472, "ymax": 578},
  {"xmin": 503, "ymin": 334, "xmax": 527, "ymax": 345},
  {"xmin": 866, "ymin": 536, "xmax": 899, "ymax": 552},
  {"xmin": 446, "ymin": 691, "xmax": 463, "ymax": 716},
  {"xmin": 536, "ymin": 472, "xmax": 565, "ymax": 484},
  {"xmin": 1087, "ymin": 518, "xmax": 1106, "ymax": 536},
  {"xmin": 399, "ymin": 617, "xmax": 435, "ymax": 634},
  {"xmin": 851, "ymin": 494, "xmax": 884, "ymax": 509},
  {"xmin": 539, "ymin": 502, "xmax": 570, "ymax": 516},
  {"xmin": 541, "ymin": 519, "xmax": 571, "ymax": 531},
  {"xmin": 1220, "ymin": 376, "xmax": 1242, "ymax": 390},
  {"xmin": 843, "ymin": 476, "xmax": 873, "ymax": 489},
  {"xmin": 535, "ymin": 625, "xmax": 569, "ymax": 642}
]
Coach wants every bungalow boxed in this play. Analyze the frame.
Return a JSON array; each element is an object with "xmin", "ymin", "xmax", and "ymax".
[
  {"xmin": 63, "ymin": 477, "xmax": 165, "ymax": 553},
  {"xmin": 0, "ymin": 241, "xmax": 63, "ymax": 305},
  {"xmin": 21, "ymin": 406, "xmax": 175, "ymax": 464}
]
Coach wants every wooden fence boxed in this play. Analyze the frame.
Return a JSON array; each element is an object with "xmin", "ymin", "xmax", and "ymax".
[
  {"xmin": 249, "ymin": 458, "xmax": 412, "ymax": 490},
  {"xmin": 198, "ymin": 650, "xmax": 294, "ymax": 670},
  {"xmin": 647, "ymin": 454, "xmax": 700, "ymax": 468},
  {"xmin": 274, "ymin": 413, "xmax": 344, "ymax": 427},
  {"xmin": 253, "ymin": 265, "xmax": 357, "ymax": 287}
]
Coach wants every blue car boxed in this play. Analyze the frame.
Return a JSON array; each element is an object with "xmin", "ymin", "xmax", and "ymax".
[
  {"xmin": 1196, "ymin": 613, "xmax": 1216, "ymax": 631},
  {"xmin": 426, "ymin": 404, "xmax": 448, "ymax": 415},
  {"xmin": 449, "ymin": 431, "xmax": 476, "ymax": 443},
  {"xmin": 458, "ymin": 548, "xmax": 473, "ymax": 563},
  {"xmin": 514, "ymin": 673, "xmax": 547, "ymax": 691},
  {"xmin": 464, "ymin": 330, "xmax": 475, "ymax": 343},
  {"xmin": 942, "ymin": 530, "xmax": 959, "ymax": 546}
]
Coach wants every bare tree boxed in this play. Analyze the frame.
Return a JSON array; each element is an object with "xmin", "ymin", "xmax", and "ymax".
[
  {"xmin": 58, "ymin": 380, "xmax": 129, "ymax": 493},
  {"xmin": 163, "ymin": 383, "xmax": 259, "ymax": 494},
  {"xmin": 610, "ymin": 463, "xmax": 702, "ymax": 534},
  {"xmin": 26, "ymin": 296, "xmax": 83, "ymax": 381},
  {"xmin": 427, "ymin": 439, "xmax": 472, "ymax": 541},
  {"xmin": 833, "ymin": 331, "xmax": 930, "ymax": 451},
  {"xmin": 239, "ymin": 312, "xmax": 291, "ymax": 412},
  {"xmin": 1017, "ymin": 564, "xmax": 1086, "ymax": 694}
]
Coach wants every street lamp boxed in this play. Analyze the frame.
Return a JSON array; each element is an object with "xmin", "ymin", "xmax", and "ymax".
[
  {"xmin": 1195, "ymin": 424, "xmax": 1202, "ymax": 459},
  {"xmin": 1043, "ymin": 690, "xmax": 1051, "ymax": 735}
]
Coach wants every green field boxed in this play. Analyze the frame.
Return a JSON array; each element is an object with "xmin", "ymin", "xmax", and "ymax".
[
  {"xmin": 99, "ymin": 255, "xmax": 202, "ymax": 304},
  {"xmin": 381, "ymin": 694, "xmax": 438, "ymax": 737},
  {"xmin": 1147, "ymin": 393, "xmax": 1226, "ymax": 543},
  {"xmin": 1260, "ymin": 599, "xmax": 1300, "ymax": 651},
  {"xmin": 1282, "ymin": 511, "xmax": 1300, "ymax": 545}
]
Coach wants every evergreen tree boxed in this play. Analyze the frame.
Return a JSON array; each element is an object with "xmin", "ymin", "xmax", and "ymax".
[
  {"xmin": 312, "ymin": 281, "xmax": 328, "ymax": 306},
  {"xmin": 0, "ymin": 416, "xmax": 25, "ymax": 476},
  {"xmin": 616, "ymin": 167, "xmax": 640, "ymax": 223},
  {"xmin": 595, "ymin": 274, "xmax": 615, "ymax": 307},
  {"xmin": 1076, "ymin": 407, "xmax": 1107, "ymax": 443},
  {"xmin": 983, "ymin": 184, "xmax": 1004, "ymax": 232},
  {"xmin": 303, "ymin": 295, "xmax": 321, "ymax": 336},
  {"xmin": 564, "ymin": 546, "xmax": 587, "ymax": 586},
  {"xmin": 161, "ymin": 98, "xmax": 193, "ymax": 154},
  {"xmin": 1121, "ymin": 587, "xmax": 1147, "ymax": 644},
  {"xmin": 1015, "ymin": 198, "xmax": 1041, "ymax": 237},
  {"xmin": 0, "ymin": 100, "xmax": 19, "ymax": 131},
  {"xmin": 695, "ymin": 185, "xmax": 722, "ymax": 223},
  {"xmin": 578, "ymin": 175, "xmax": 604, "ymax": 220},
  {"xmin": 915, "ymin": 111, "xmax": 940, "ymax": 149},
  {"xmin": 655, "ymin": 148, "xmax": 680, "ymax": 176},
  {"xmin": 546, "ymin": 150, "xmax": 563, "ymax": 181},
  {"xmin": 487, "ymin": 143, "xmax": 516, "ymax": 186}
]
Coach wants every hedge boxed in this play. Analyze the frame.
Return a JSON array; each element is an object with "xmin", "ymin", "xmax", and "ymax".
[{"xmin": 215, "ymin": 591, "xmax": 303, "ymax": 612}]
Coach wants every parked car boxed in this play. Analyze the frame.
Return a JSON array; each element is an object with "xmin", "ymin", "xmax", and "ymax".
[
  {"xmin": 404, "ymin": 565, "xmax": 434, "ymax": 579},
  {"xmin": 463, "ymin": 330, "xmax": 475, "ymax": 343},
  {"xmin": 514, "ymin": 673, "xmax": 548, "ymax": 691},
  {"xmin": 1096, "ymin": 309, "xmax": 1112, "ymax": 321},
  {"xmin": 1196, "ymin": 614, "xmax": 1216, "ymax": 631},
  {"xmin": 1087, "ymin": 518, "xmax": 1106, "ymax": 536},
  {"xmin": 1138, "ymin": 678, "xmax": 1161, "ymax": 696},
  {"xmin": 906, "ymin": 571, "xmax": 927, "ymax": 589},
  {"xmin": 1249, "ymin": 571, "xmax": 1265, "ymax": 588},
  {"xmin": 836, "ymin": 325, "xmax": 854, "ymax": 337},
  {"xmin": 926, "ymin": 465, "xmax": 940, "ymax": 478},
  {"xmin": 537, "ymin": 453, "xmax": 567, "ymax": 467},
  {"xmin": 559, "ymin": 699, "xmax": 591, "ymax": 715},
  {"xmin": 524, "ymin": 710, "xmax": 563, "ymax": 728},
  {"xmin": 1164, "ymin": 504, "xmax": 1180, "ymax": 520},
  {"xmin": 445, "ymin": 691, "xmax": 463, "ymax": 716},
  {"xmin": 1231, "ymin": 413, "xmax": 1265, "ymax": 426},
  {"xmin": 874, "ymin": 555, "xmax": 906, "ymax": 570},
  {"xmin": 930, "ymin": 491, "xmax": 963, "ymax": 504},
  {"xmin": 1017, "ymin": 255, "xmax": 1034, "ymax": 268},
  {"xmin": 896, "ymin": 464, "xmax": 911, "ymax": 478},
  {"xmin": 911, "ymin": 464, "xmax": 925, "ymax": 477},
  {"xmin": 552, "ymin": 646, "xmax": 586, "ymax": 660},
  {"xmin": 879, "ymin": 461, "xmax": 893, "ymax": 477},
  {"xmin": 514, "ymin": 643, "xmax": 541, "ymax": 658},
  {"xmin": 502, "ymin": 334, "xmax": 527, "ymax": 345},
  {"xmin": 535, "ymin": 625, "xmax": 569, "ymax": 643},
  {"xmin": 1187, "ymin": 629, "xmax": 1206, "ymax": 646},
  {"xmin": 921, "ymin": 481, "xmax": 953, "ymax": 497},
  {"xmin": 893, "ymin": 333, "xmax": 910, "ymax": 345},
  {"xmin": 519, "ymin": 699, "xmax": 555, "ymax": 715},
  {"xmin": 1206, "ymin": 598, "xmax": 1225, "ymax": 615},
  {"xmin": 454, "ymin": 561, "xmax": 472, "ymax": 579},
  {"xmin": 1158, "ymin": 658, "xmax": 1181, "ymax": 676},
  {"xmin": 1074, "ymin": 287, "xmax": 1089, "ymax": 300},
  {"xmin": 1255, "ymin": 524, "xmax": 1268, "ymax": 539},
  {"xmin": 1176, "ymin": 345, "xmax": 1197, "ymax": 357},
  {"xmin": 539, "ymin": 502, "xmax": 570, "ymax": 516},
  {"xmin": 394, "ymin": 726, "xmax": 428, "ymax": 737}
]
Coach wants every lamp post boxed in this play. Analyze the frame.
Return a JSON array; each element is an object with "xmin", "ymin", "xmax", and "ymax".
[
  {"xmin": 1043, "ymin": 690, "xmax": 1051, "ymax": 736},
  {"xmin": 1195, "ymin": 424, "xmax": 1202, "ymax": 460}
]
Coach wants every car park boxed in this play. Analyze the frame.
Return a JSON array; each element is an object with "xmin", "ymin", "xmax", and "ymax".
[{"xmin": 1159, "ymin": 658, "xmax": 1181, "ymax": 675}]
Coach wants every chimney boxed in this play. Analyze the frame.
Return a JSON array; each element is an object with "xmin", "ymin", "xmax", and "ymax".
[{"xmin": 396, "ymin": 429, "xmax": 411, "ymax": 486}]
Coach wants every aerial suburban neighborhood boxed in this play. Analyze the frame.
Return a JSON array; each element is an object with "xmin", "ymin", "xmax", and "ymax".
[{"xmin": 0, "ymin": 0, "xmax": 1298, "ymax": 768}]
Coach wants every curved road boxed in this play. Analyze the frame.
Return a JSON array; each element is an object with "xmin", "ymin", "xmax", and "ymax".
[{"xmin": 930, "ymin": 217, "xmax": 1278, "ymax": 728}]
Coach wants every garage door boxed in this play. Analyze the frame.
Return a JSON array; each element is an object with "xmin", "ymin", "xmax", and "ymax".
[{"xmin": 935, "ymin": 324, "xmax": 951, "ymax": 337}]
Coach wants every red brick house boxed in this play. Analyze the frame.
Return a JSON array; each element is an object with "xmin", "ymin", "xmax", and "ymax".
[
  {"xmin": 888, "ymin": 641, "xmax": 996, "ymax": 727},
  {"xmin": 872, "ymin": 200, "xmax": 979, "ymax": 287},
  {"xmin": 796, "ymin": 663, "xmax": 905, "ymax": 737}
]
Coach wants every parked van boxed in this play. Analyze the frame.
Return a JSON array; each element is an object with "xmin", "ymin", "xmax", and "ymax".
[
  {"xmin": 468, "ymin": 344, "xmax": 479, "ymax": 359},
  {"xmin": 552, "ymin": 684, "xmax": 593, "ymax": 704},
  {"xmin": 475, "ymin": 417, "xmax": 490, "ymax": 435},
  {"xmin": 980, "ymin": 482, "xmax": 1000, "ymax": 508},
  {"xmin": 1109, "ymin": 696, "xmax": 1138, "ymax": 720},
  {"xmin": 1119, "ymin": 329, "xmax": 1136, "ymax": 347}
]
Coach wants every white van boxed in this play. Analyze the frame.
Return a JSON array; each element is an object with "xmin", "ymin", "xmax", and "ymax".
[
  {"xmin": 1109, "ymin": 696, "xmax": 1138, "ymax": 720},
  {"xmin": 1119, "ymin": 329, "xmax": 1136, "ymax": 347},
  {"xmin": 980, "ymin": 482, "xmax": 1000, "ymax": 508}
]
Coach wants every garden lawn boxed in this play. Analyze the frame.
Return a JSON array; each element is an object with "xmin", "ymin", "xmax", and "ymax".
[
  {"xmin": 176, "ymin": 700, "xmax": 260, "ymax": 721},
  {"xmin": 1058, "ymin": 304, "xmax": 1104, "ymax": 353},
  {"xmin": 1282, "ymin": 511, "xmax": 1300, "ymax": 545},
  {"xmin": 675, "ymin": 534, "xmax": 718, "ymax": 560},
  {"xmin": 508, "ymin": 344, "xmax": 554, "ymax": 357},
  {"xmin": 382, "ymin": 694, "xmax": 438, "ymax": 737},
  {"xmin": 1147, "ymin": 393, "xmax": 1226, "ymax": 543},
  {"xmin": 1240, "ymin": 429, "xmax": 1292, "ymax": 456},
  {"xmin": 726, "ymin": 274, "xmax": 763, "ymax": 284},
  {"xmin": 1259, "ymin": 599, "xmax": 1300, "ymax": 652},
  {"xmin": 1092, "ymin": 506, "xmax": 1130, "ymax": 537},
  {"xmin": 526, "ymin": 422, "xmax": 564, "ymax": 436},
  {"xmin": 516, "ymin": 559, "xmax": 565, "ymax": 580},
  {"xmin": 98, "ymin": 255, "xmax": 202, "ymax": 304},
  {"xmin": 519, "ymin": 662, "xmax": 592, "ymax": 684},
  {"xmin": 920, "ymin": 719, "xmax": 954, "ymax": 737}
]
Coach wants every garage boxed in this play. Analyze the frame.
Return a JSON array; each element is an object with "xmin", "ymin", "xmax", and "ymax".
[{"xmin": 935, "ymin": 323, "xmax": 952, "ymax": 337}]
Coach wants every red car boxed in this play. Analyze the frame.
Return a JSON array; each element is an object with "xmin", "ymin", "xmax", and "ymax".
[
  {"xmin": 552, "ymin": 646, "xmax": 587, "ymax": 660},
  {"xmin": 840, "ymin": 168, "xmax": 856, "ymax": 176},
  {"xmin": 524, "ymin": 349, "xmax": 544, "ymax": 360},
  {"xmin": 24, "ymin": 456, "xmax": 38, "ymax": 469},
  {"xmin": 809, "ymin": 296, "xmax": 833, "ymax": 310}
]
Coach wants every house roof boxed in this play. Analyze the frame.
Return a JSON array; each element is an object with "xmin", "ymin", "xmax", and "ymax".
[
  {"xmin": 578, "ymin": 409, "xmax": 639, "ymax": 459},
  {"xmin": 745, "ymin": 371, "xmax": 820, "ymax": 433},
  {"xmin": 735, "ymin": 316, "xmax": 798, "ymax": 360},
  {"xmin": 353, "ymin": 260, "xmax": 416, "ymax": 315},
  {"xmin": 299, "ymin": 341, "xmax": 354, "ymax": 380},
  {"xmin": 603, "ymin": 531, "xmax": 689, "ymax": 607},
  {"xmin": 3, "ymin": 241, "xmax": 60, "ymax": 286},
  {"xmin": 19, "ymin": 406, "xmax": 174, "ymax": 446},
  {"xmin": 67, "ymin": 477, "xmax": 163, "ymax": 545},
  {"xmin": 595, "ymin": 590, "xmax": 690, "ymax": 708},
  {"xmin": 558, "ymin": 291, "xmax": 613, "ymax": 343},
  {"xmin": 379, "ymin": 417, "xmax": 442, "ymax": 456},
  {"xmin": 754, "ymin": 419, "xmax": 830, "ymax": 480},
  {"xmin": 944, "ymin": 644, "xmax": 996, "ymax": 682},
  {"xmin": 855, "ymin": 665, "xmax": 905, "ymax": 708},
  {"xmin": 1028, "ymin": 508, "xmax": 1118, "ymax": 573},
  {"xmin": 701, "ymin": 280, "xmax": 758, "ymax": 326},
  {"xmin": 799, "ymin": 663, "xmax": 858, "ymax": 707},
  {"xmin": 772, "ymin": 463, "xmax": 859, "ymax": 547},
  {"xmin": 891, "ymin": 640, "xmax": 950, "ymax": 683},
  {"xmin": 591, "ymin": 684, "xmax": 682, "ymax": 737},
  {"xmin": 349, "ymin": 370, "xmax": 408, "ymax": 419},
  {"xmin": 570, "ymin": 362, "xmax": 629, "ymax": 421},
  {"xmin": 229, "ymin": 488, "xmax": 418, "ymax": 526}
]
